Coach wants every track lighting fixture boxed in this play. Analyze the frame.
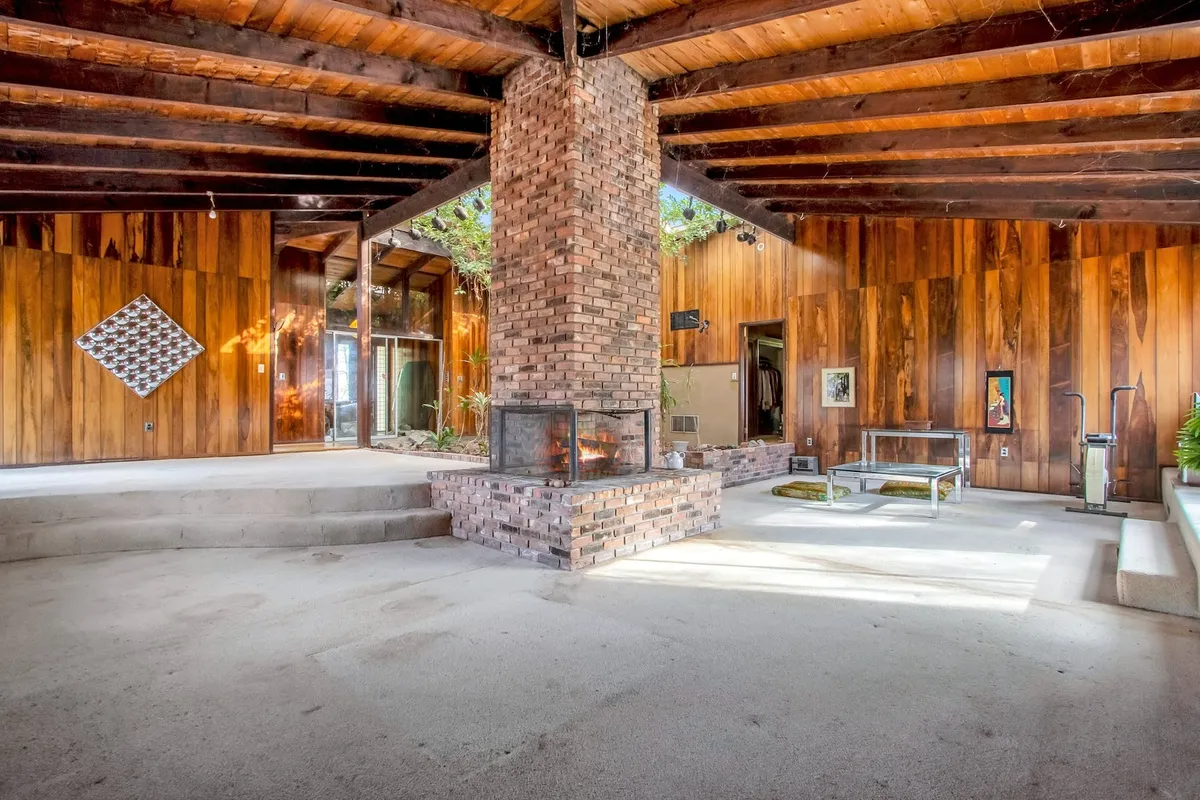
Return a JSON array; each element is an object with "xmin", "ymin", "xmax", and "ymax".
[
  {"xmin": 682, "ymin": 197, "xmax": 695, "ymax": 221},
  {"xmin": 746, "ymin": 234, "xmax": 757, "ymax": 246},
  {"xmin": 409, "ymin": 226, "xmax": 423, "ymax": 240},
  {"xmin": 206, "ymin": 190, "xmax": 217, "ymax": 220},
  {"xmin": 715, "ymin": 214, "xmax": 728, "ymax": 234},
  {"xmin": 432, "ymin": 215, "xmax": 448, "ymax": 232},
  {"xmin": 454, "ymin": 204, "xmax": 469, "ymax": 221},
  {"xmin": 388, "ymin": 234, "xmax": 401, "ymax": 248},
  {"xmin": 736, "ymin": 231, "xmax": 748, "ymax": 242}
]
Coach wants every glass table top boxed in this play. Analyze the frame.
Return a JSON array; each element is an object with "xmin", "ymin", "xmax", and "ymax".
[{"xmin": 827, "ymin": 461, "xmax": 961, "ymax": 479}]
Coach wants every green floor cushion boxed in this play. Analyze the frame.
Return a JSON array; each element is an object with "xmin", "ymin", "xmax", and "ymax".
[
  {"xmin": 878, "ymin": 480, "xmax": 956, "ymax": 500},
  {"xmin": 772, "ymin": 481, "xmax": 852, "ymax": 502}
]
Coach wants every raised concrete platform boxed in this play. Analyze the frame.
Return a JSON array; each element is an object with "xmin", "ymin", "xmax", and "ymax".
[
  {"xmin": 1115, "ymin": 469, "xmax": 1200, "ymax": 618},
  {"xmin": 0, "ymin": 450, "xmax": 474, "ymax": 562}
]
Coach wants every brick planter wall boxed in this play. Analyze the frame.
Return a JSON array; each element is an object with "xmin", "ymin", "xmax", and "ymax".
[
  {"xmin": 429, "ymin": 469, "xmax": 721, "ymax": 570},
  {"xmin": 684, "ymin": 443, "xmax": 795, "ymax": 487}
]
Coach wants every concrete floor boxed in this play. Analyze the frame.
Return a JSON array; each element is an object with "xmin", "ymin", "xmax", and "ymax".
[{"xmin": 2, "ymin": 479, "xmax": 1199, "ymax": 800}]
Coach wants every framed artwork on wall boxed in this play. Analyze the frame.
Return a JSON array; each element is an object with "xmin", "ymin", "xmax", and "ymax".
[
  {"xmin": 821, "ymin": 367, "xmax": 856, "ymax": 408},
  {"xmin": 985, "ymin": 370, "xmax": 1015, "ymax": 434}
]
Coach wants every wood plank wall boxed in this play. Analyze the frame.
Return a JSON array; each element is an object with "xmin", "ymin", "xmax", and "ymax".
[
  {"xmin": 443, "ymin": 274, "xmax": 489, "ymax": 435},
  {"xmin": 0, "ymin": 212, "xmax": 271, "ymax": 466},
  {"xmin": 273, "ymin": 245, "xmax": 326, "ymax": 444},
  {"xmin": 662, "ymin": 217, "xmax": 1200, "ymax": 501}
]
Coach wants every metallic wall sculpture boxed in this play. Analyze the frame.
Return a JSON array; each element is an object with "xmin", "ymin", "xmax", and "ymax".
[{"xmin": 75, "ymin": 294, "xmax": 205, "ymax": 398}]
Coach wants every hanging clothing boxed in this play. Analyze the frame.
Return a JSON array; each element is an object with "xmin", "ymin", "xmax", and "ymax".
[{"xmin": 758, "ymin": 362, "xmax": 782, "ymax": 411}]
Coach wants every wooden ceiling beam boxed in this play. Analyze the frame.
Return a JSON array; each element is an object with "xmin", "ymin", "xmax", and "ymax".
[
  {"xmin": 661, "ymin": 153, "xmax": 793, "ymax": 242},
  {"xmin": 0, "ymin": 101, "xmax": 483, "ymax": 162},
  {"xmin": 581, "ymin": 0, "xmax": 848, "ymax": 59},
  {"xmin": 0, "ymin": 0, "xmax": 501, "ymax": 103},
  {"xmin": 0, "ymin": 171, "xmax": 417, "ymax": 197},
  {"xmin": 649, "ymin": 0, "xmax": 1200, "ymax": 102},
  {"xmin": 710, "ymin": 152, "xmax": 1200, "ymax": 183},
  {"xmin": 0, "ymin": 142, "xmax": 452, "ymax": 182},
  {"xmin": 0, "ymin": 52, "xmax": 489, "ymax": 138},
  {"xmin": 363, "ymin": 155, "xmax": 490, "ymax": 239},
  {"xmin": 275, "ymin": 220, "xmax": 360, "ymax": 245},
  {"xmin": 0, "ymin": 196, "xmax": 386, "ymax": 213},
  {"xmin": 382, "ymin": 253, "xmax": 439, "ymax": 286},
  {"xmin": 376, "ymin": 230, "xmax": 453, "ymax": 259},
  {"xmin": 661, "ymin": 58, "xmax": 1200, "ymax": 138},
  {"xmin": 667, "ymin": 111, "xmax": 1200, "ymax": 162},
  {"xmin": 318, "ymin": 230, "xmax": 358, "ymax": 264},
  {"xmin": 329, "ymin": 0, "xmax": 560, "ymax": 59},
  {"xmin": 764, "ymin": 198, "xmax": 1200, "ymax": 225},
  {"xmin": 744, "ymin": 179, "xmax": 1200, "ymax": 203}
]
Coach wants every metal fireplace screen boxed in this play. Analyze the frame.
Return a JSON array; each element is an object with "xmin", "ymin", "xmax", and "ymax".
[{"xmin": 494, "ymin": 406, "xmax": 652, "ymax": 482}]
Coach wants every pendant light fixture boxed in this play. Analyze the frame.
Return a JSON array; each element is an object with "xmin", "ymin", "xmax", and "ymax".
[
  {"xmin": 682, "ymin": 197, "xmax": 695, "ymax": 221},
  {"xmin": 715, "ymin": 213, "xmax": 728, "ymax": 234},
  {"xmin": 472, "ymin": 193, "xmax": 486, "ymax": 212},
  {"xmin": 453, "ymin": 204, "xmax": 469, "ymax": 221},
  {"xmin": 432, "ymin": 215, "xmax": 448, "ymax": 232}
]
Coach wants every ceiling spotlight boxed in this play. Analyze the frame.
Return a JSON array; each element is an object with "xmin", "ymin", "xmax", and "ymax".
[
  {"xmin": 432, "ymin": 215, "xmax": 448, "ymax": 232},
  {"xmin": 715, "ymin": 214, "xmax": 728, "ymax": 234},
  {"xmin": 453, "ymin": 204, "xmax": 469, "ymax": 221},
  {"xmin": 206, "ymin": 190, "xmax": 217, "ymax": 220},
  {"xmin": 736, "ymin": 231, "xmax": 749, "ymax": 242},
  {"xmin": 409, "ymin": 226, "xmax": 423, "ymax": 240},
  {"xmin": 388, "ymin": 234, "xmax": 401, "ymax": 248},
  {"xmin": 746, "ymin": 235, "xmax": 757, "ymax": 246},
  {"xmin": 472, "ymin": 194, "xmax": 486, "ymax": 212},
  {"xmin": 682, "ymin": 197, "xmax": 695, "ymax": 221}
]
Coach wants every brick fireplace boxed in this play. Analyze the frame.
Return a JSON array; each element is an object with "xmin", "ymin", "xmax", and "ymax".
[{"xmin": 428, "ymin": 55, "xmax": 721, "ymax": 570}]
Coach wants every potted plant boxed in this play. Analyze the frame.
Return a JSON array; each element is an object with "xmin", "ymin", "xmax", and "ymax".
[{"xmin": 1176, "ymin": 404, "xmax": 1200, "ymax": 486}]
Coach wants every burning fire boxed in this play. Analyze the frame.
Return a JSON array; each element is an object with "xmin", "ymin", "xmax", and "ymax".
[{"xmin": 578, "ymin": 439, "xmax": 612, "ymax": 463}]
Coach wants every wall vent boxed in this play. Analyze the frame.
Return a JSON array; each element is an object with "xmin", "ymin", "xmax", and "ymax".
[{"xmin": 670, "ymin": 414, "xmax": 698, "ymax": 433}]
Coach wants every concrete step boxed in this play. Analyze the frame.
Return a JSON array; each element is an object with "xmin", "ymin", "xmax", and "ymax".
[
  {"xmin": 0, "ymin": 483, "xmax": 432, "ymax": 525},
  {"xmin": 1116, "ymin": 519, "xmax": 1200, "ymax": 618},
  {"xmin": 0, "ymin": 508, "xmax": 451, "ymax": 562}
]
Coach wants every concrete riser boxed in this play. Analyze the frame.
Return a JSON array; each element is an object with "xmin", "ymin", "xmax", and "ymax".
[
  {"xmin": 0, "ymin": 484, "xmax": 432, "ymax": 525},
  {"xmin": 1, "ymin": 509, "xmax": 451, "ymax": 562},
  {"xmin": 1116, "ymin": 571, "xmax": 1200, "ymax": 618}
]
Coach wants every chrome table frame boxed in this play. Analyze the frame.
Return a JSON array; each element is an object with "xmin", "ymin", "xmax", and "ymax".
[
  {"xmin": 826, "ymin": 460, "xmax": 963, "ymax": 518},
  {"xmin": 860, "ymin": 428, "xmax": 971, "ymax": 488}
]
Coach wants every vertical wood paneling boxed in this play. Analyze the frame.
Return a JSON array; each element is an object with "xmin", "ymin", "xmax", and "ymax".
[
  {"xmin": 662, "ymin": 216, "xmax": 1200, "ymax": 501},
  {"xmin": 0, "ymin": 211, "xmax": 271, "ymax": 467}
]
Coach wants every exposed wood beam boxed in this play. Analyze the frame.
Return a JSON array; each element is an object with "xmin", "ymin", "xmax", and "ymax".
[
  {"xmin": 376, "ymin": 230, "xmax": 453, "ymax": 259},
  {"xmin": 764, "ymin": 198, "xmax": 1200, "ymax": 225},
  {"xmin": 318, "ymin": 230, "xmax": 357, "ymax": 264},
  {"xmin": 382, "ymin": 253, "xmax": 438, "ymax": 286},
  {"xmin": 666, "ymin": 111, "xmax": 1200, "ymax": 162},
  {"xmin": 0, "ymin": 52, "xmax": 489, "ymax": 138},
  {"xmin": 581, "ymin": 0, "xmax": 847, "ymax": 59},
  {"xmin": 661, "ymin": 58, "xmax": 1200, "ymax": 138},
  {"xmin": 0, "ymin": 196, "xmax": 383, "ymax": 213},
  {"xmin": 0, "ymin": 171, "xmax": 417, "ymax": 197},
  {"xmin": 710, "ymin": 152, "xmax": 1200, "ymax": 183},
  {"xmin": 561, "ymin": 0, "xmax": 578, "ymax": 69},
  {"xmin": 661, "ymin": 153, "xmax": 793, "ymax": 242},
  {"xmin": 0, "ymin": 0, "xmax": 501, "ymax": 103},
  {"xmin": 744, "ymin": 179, "xmax": 1200, "ymax": 203},
  {"xmin": 363, "ymin": 156, "xmax": 490, "ymax": 239},
  {"xmin": 330, "ymin": 0, "xmax": 559, "ymax": 59},
  {"xmin": 275, "ymin": 220, "xmax": 359, "ymax": 246},
  {"xmin": 0, "ymin": 142, "xmax": 453, "ymax": 182},
  {"xmin": 649, "ymin": 0, "xmax": 1200, "ymax": 102},
  {"xmin": 274, "ymin": 210, "xmax": 372, "ymax": 223},
  {"xmin": 371, "ymin": 245, "xmax": 399, "ymax": 268},
  {"xmin": 0, "ymin": 102, "xmax": 482, "ymax": 162}
]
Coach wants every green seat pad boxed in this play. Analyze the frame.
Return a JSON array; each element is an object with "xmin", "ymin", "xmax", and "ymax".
[
  {"xmin": 878, "ymin": 479, "xmax": 955, "ymax": 500},
  {"xmin": 772, "ymin": 481, "xmax": 851, "ymax": 502}
]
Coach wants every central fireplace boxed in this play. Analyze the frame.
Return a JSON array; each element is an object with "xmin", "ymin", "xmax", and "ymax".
[{"xmin": 493, "ymin": 406, "xmax": 652, "ymax": 482}]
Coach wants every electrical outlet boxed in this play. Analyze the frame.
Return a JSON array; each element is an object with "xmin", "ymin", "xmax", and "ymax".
[
  {"xmin": 1000, "ymin": 446, "xmax": 1009, "ymax": 458},
  {"xmin": 144, "ymin": 422, "xmax": 154, "ymax": 432},
  {"xmin": 257, "ymin": 363, "xmax": 265, "ymax": 373},
  {"xmin": 806, "ymin": 437, "xmax": 813, "ymax": 446},
  {"xmin": 731, "ymin": 371, "xmax": 738, "ymax": 381}
]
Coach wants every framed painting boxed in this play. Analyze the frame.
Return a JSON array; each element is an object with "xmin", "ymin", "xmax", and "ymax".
[
  {"xmin": 821, "ymin": 367, "xmax": 856, "ymax": 408},
  {"xmin": 985, "ymin": 370, "xmax": 1015, "ymax": 434}
]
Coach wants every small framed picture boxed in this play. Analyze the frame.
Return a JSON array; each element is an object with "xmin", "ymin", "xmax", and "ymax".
[
  {"xmin": 821, "ymin": 367, "xmax": 856, "ymax": 408},
  {"xmin": 985, "ymin": 370, "xmax": 1015, "ymax": 434}
]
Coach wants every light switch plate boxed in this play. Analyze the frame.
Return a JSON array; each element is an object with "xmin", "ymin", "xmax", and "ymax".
[
  {"xmin": 258, "ymin": 363, "xmax": 265, "ymax": 373},
  {"xmin": 278, "ymin": 372, "xmax": 286, "ymax": 381},
  {"xmin": 731, "ymin": 371, "xmax": 738, "ymax": 381}
]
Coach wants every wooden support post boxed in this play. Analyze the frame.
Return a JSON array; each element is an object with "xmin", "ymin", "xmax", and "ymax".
[{"xmin": 356, "ymin": 225, "xmax": 373, "ymax": 447}]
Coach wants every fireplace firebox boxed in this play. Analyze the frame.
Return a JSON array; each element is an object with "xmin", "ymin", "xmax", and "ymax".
[{"xmin": 493, "ymin": 406, "xmax": 653, "ymax": 482}]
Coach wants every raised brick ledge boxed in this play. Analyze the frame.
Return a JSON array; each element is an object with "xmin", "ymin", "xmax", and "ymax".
[
  {"xmin": 683, "ymin": 443, "xmax": 796, "ymax": 488},
  {"xmin": 429, "ymin": 469, "xmax": 722, "ymax": 570}
]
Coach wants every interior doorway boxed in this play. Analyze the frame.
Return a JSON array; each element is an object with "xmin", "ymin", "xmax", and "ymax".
[
  {"xmin": 369, "ymin": 336, "xmax": 442, "ymax": 443},
  {"xmin": 740, "ymin": 320, "xmax": 785, "ymax": 443}
]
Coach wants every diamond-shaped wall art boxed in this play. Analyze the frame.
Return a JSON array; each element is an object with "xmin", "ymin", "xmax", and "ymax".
[{"xmin": 75, "ymin": 294, "xmax": 205, "ymax": 398}]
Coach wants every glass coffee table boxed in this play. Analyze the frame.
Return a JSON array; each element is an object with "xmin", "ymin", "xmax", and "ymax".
[{"xmin": 825, "ymin": 461, "xmax": 963, "ymax": 518}]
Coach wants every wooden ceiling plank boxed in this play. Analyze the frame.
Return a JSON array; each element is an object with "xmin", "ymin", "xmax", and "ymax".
[
  {"xmin": 363, "ymin": 155, "xmax": 490, "ymax": 238},
  {"xmin": 0, "ymin": 170, "xmax": 415, "ymax": 197},
  {"xmin": 763, "ymin": 197, "xmax": 1200, "ymax": 225},
  {"xmin": 318, "ymin": 230, "xmax": 358, "ymax": 263},
  {"xmin": 661, "ymin": 58, "xmax": 1200, "ymax": 138},
  {"xmin": 661, "ymin": 152, "xmax": 793, "ymax": 242},
  {"xmin": 744, "ymin": 179, "xmax": 1200, "ymax": 202},
  {"xmin": 0, "ymin": 0, "xmax": 502, "ymax": 103},
  {"xmin": 649, "ymin": 0, "xmax": 1200, "ymax": 102},
  {"xmin": 0, "ymin": 101, "xmax": 483, "ymax": 162},
  {"xmin": 0, "ymin": 51, "xmax": 489, "ymax": 138},
  {"xmin": 275, "ymin": 220, "xmax": 359, "ymax": 245},
  {"xmin": 329, "ymin": 0, "xmax": 560, "ymax": 58},
  {"xmin": 0, "ymin": 142, "xmax": 453, "ymax": 181},
  {"xmin": 0, "ymin": 195, "xmax": 386, "ymax": 213},
  {"xmin": 580, "ymin": 0, "xmax": 850, "ymax": 59},
  {"xmin": 382, "ymin": 252, "xmax": 438, "ymax": 286},
  {"xmin": 711, "ymin": 151, "xmax": 1200, "ymax": 182},
  {"xmin": 667, "ymin": 110, "xmax": 1200, "ymax": 162}
]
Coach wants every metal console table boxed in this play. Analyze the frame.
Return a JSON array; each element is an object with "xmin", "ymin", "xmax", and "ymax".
[
  {"xmin": 860, "ymin": 428, "xmax": 971, "ymax": 487},
  {"xmin": 827, "ymin": 461, "xmax": 963, "ymax": 518}
]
